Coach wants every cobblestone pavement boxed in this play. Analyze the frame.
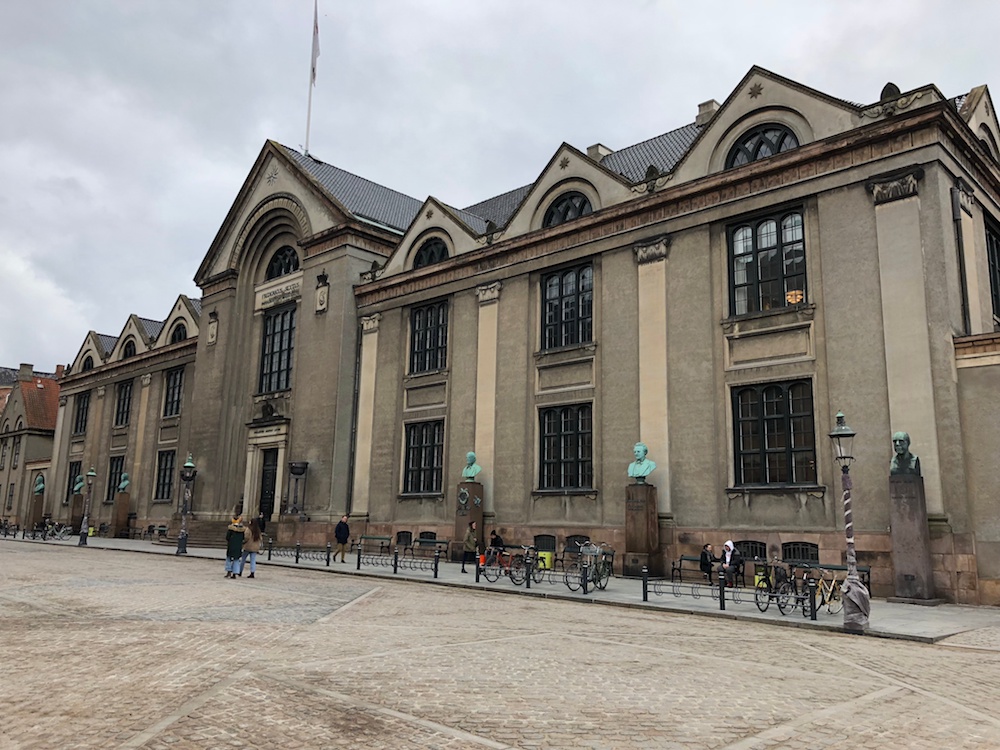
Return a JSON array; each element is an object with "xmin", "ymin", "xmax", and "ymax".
[{"xmin": 2, "ymin": 543, "xmax": 1000, "ymax": 749}]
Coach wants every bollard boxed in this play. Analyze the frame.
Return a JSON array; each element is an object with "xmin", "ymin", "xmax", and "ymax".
[
  {"xmin": 356, "ymin": 542, "xmax": 362, "ymax": 570},
  {"xmin": 267, "ymin": 537, "xmax": 273, "ymax": 560},
  {"xmin": 295, "ymin": 542, "xmax": 301, "ymax": 564},
  {"xmin": 393, "ymin": 546, "xmax": 399, "ymax": 574},
  {"xmin": 433, "ymin": 549, "xmax": 440, "ymax": 579},
  {"xmin": 525, "ymin": 550, "xmax": 532, "ymax": 590},
  {"xmin": 475, "ymin": 546, "xmax": 481, "ymax": 583},
  {"xmin": 718, "ymin": 569, "xmax": 727, "ymax": 611},
  {"xmin": 808, "ymin": 577, "xmax": 818, "ymax": 621},
  {"xmin": 326, "ymin": 542, "xmax": 332, "ymax": 567},
  {"xmin": 642, "ymin": 566, "xmax": 649, "ymax": 602},
  {"xmin": 582, "ymin": 558, "xmax": 590, "ymax": 595}
]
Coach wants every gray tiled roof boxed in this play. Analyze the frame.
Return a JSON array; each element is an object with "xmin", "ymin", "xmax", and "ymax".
[
  {"xmin": 96, "ymin": 334, "xmax": 118, "ymax": 357},
  {"xmin": 138, "ymin": 317, "xmax": 164, "ymax": 342},
  {"xmin": 0, "ymin": 368, "xmax": 17, "ymax": 386},
  {"xmin": 280, "ymin": 145, "xmax": 422, "ymax": 232},
  {"xmin": 600, "ymin": 122, "xmax": 702, "ymax": 183},
  {"xmin": 952, "ymin": 94, "xmax": 968, "ymax": 112},
  {"xmin": 444, "ymin": 204, "xmax": 489, "ymax": 235},
  {"xmin": 463, "ymin": 184, "xmax": 532, "ymax": 229},
  {"xmin": 189, "ymin": 298, "xmax": 202, "ymax": 316}
]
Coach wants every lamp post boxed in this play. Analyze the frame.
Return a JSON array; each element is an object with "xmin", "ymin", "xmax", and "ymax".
[
  {"xmin": 78, "ymin": 467, "xmax": 96, "ymax": 546},
  {"xmin": 829, "ymin": 411, "xmax": 871, "ymax": 633},
  {"xmin": 289, "ymin": 461, "xmax": 309, "ymax": 522},
  {"xmin": 176, "ymin": 454, "xmax": 197, "ymax": 555}
]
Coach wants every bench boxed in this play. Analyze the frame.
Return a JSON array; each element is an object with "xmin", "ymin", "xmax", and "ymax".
[
  {"xmin": 156, "ymin": 525, "xmax": 168, "ymax": 541},
  {"xmin": 671, "ymin": 555, "xmax": 709, "ymax": 583},
  {"xmin": 359, "ymin": 535, "xmax": 392, "ymax": 554},
  {"xmin": 784, "ymin": 560, "xmax": 871, "ymax": 591},
  {"xmin": 411, "ymin": 538, "xmax": 449, "ymax": 557}
]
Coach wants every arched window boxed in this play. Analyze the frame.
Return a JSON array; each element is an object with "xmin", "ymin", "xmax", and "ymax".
[
  {"xmin": 412, "ymin": 238, "xmax": 449, "ymax": 270},
  {"xmin": 266, "ymin": 246, "xmax": 300, "ymax": 280},
  {"xmin": 122, "ymin": 340, "xmax": 136, "ymax": 359},
  {"xmin": 726, "ymin": 124, "xmax": 800, "ymax": 169},
  {"xmin": 979, "ymin": 124, "xmax": 999, "ymax": 161},
  {"xmin": 170, "ymin": 324, "xmax": 187, "ymax": 344},
  {"xmin": 542, "ymin": 191, "xmax": 593, "ymax": 228},
  {"xmin": 82, "ymin": 356, "xmax": 94, "ymax": 372}
]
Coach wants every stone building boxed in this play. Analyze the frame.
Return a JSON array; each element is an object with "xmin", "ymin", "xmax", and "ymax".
[
  {"xmin": 0, "ymin": 365, "xmax": 61, "ymax": 528},
  {"xmin": 49, "ymin": 297, "xmax": 200, "ymax": 534}
]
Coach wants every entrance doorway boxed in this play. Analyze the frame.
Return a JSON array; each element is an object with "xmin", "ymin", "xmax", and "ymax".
[{"xmin": 259, "ymin": 448, "xmax": 278, "ymax": 522}]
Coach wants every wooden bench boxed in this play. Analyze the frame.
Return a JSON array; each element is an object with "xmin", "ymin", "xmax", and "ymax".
[
  {"xmin": 411, "ymin": 538, "xmax": 449, "ymax": 557},
  {"xmin": 359, "ymin": 535, "xmax": 391, "ymax": 554},
  {"xmin": 670, "ymin": 555, "xmax": 708, "ymax": 583},
  {"xmin": 785, "ymin": 560, "xmax": 871, "ymax": 591}
]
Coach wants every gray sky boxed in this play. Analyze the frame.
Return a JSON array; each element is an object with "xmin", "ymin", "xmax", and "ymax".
[{"xmin": 2, "ymin": 0, "xmax": 998, "ymax": 370}]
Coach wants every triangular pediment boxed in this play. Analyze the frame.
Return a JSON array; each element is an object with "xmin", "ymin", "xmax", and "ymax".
[
  {"xmin": 69, "ymin": 331, "xmax": 115, "ymax": 375},
  {"xmin": 960, "ymin": 85, "xmax": 1000, "ymax": 162},
  {"xmin": 108, "ymin": 316, "xmax": 155, "ymax": 362},
  {"xmin": 155, "ymin": 295, "xmax": 201, "ymax": 347},
  {"xmin": 381, "ymin": 197, "xmax": 482, "ymax": 277}
]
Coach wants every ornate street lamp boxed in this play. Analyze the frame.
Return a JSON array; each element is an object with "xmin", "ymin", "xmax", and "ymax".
[
  {"xmin": 176, "ymin": 454, "xmax": 197, "ymax": 555},
  {"xmin": 289, "ymin": 461, "xmax": 309, "ymax": 522},
  {"xmin": 78, "ymin": 467, "xmax": 96, "ymax": 546},
  {"xmin": 829, "ymin": 412, "xmax": 870, "ymax": 633}
]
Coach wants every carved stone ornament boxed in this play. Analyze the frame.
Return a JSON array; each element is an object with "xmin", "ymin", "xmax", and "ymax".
[
  {"xmin": 361, "ymin": 313, "xmax": 382, "ymax": 333},
  {"xmin": 867, "ymin": 167, "xmax": 924, "ymax": 205},
  {"xmin": 141, "ymin": 374, "xmax": 151, "ymax": 387},
  {"xmin": 633, "ymin": 235, "xmax": 671, "ymax": 265},
  {"xmin": 206, "ymin": 318, "xmax": 219, "ymax": 345},
  {"xmin": 359, "ymin": 260, "xmax": 385, "ymax": 283},
  {"xmin": 265, "ymin": 165, "xmax": 279, "ymax": 185},
  {"xmin": 955, "ymin": 178, "xmax": 975, "ymax": 216},
  {"xmin": 58, "ymin": 395, "xmax": 68, "ymax": 407},
  {"xmin": 96, "ymin": 386, "xmax": 106, "ymax": 399},
  {"xmin": 631, "ymin": 164, "xmax": 671, "ymax": 195},
  {"xmin": 316, "ymin": 285, "xmax": 329, "ymax": 314},
  {"xmin": 860, "ymin": 90, "xmax": 925, "ymax": 119},
  {"xmin": 476, "ymin": 281, "xmax": 503, "ymax": 304}
]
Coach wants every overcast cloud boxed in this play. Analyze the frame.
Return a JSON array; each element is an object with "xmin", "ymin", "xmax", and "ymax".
[{"xmin": 1, "ymin": 0, "xmax": 998, "ymax": 370}]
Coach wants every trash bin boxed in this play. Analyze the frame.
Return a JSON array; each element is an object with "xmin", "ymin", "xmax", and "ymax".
[
  {"xmin": 89, "ymin": 526, "xmax": 96, "ymax": 537},
  {"xmin": 536, "ymin": 551, "xmax": 554, "ymax": 570}
]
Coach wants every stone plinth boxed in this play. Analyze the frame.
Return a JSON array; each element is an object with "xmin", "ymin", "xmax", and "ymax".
[
  {"xmin": 112, "ymin": 492, "xmax": 131, "ymax": 538},
  {"xmin": 70, "ymin": 494, "xmax": 84, "ymax": 533},
  {"xmin": 888, "ymin": 475, "xmax": 939, "ymax": 603},
  {"xmin": 624, "ymin": 484, "xmax": 661, "ymax": 577},
  {"xmin": 454, "ymin": 482, "xmax": 484, "ymax": 561}
]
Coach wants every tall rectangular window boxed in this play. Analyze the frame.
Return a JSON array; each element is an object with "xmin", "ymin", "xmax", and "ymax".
[
  {"xmin": 6, "ymin": 483, "xmax": 13, "ymax": 510},
  {"xmin": 163, "ymin": 368, "xmax": 184, "ymax": 417},
  {"xmin": 729, "ymin": 209, "xmax": 806, "ymax": 316},
  {"xmin": 542, "ymin": 264, "xmax": 593, "ymax": 350},
  {"xmin": 987, "ymin": 219, "xmax": 1000, "ymax": 322},
  {"xmin": 65, "ymin": 460, "xmax": 82, "ymax": 504},
  {"xmin": 403, "ymin": 420, "xmax": 444, "ymax": 494},
  {"xmin": 155, "ymin": 450, "xmax": 175, "ymax": 501},
  {"xmin": 114, "ymin": 380, "xmax": 133, "ymax": 427},
  {"xmin": 105, "ymin": 455, "xmax": 125, "ymax": 503},
  {"xmin": 259, "ymin": 306, "xmax": 296, "ymax": 393},
  {"xmin": 539, "ymin": 403, "xmax": 593, "ymax": 490},
  {"xmin": 11, "ymin": 436, "xmax": 20, "ymax": 469},
  {"xmin": 733, "ymin": 380, "xmax": 816, "ymax": 486},
  {"xmin": 409, "ymin": 300, "xmax": 449, "ymax": 374},
  {"xmin": 73, "ymin": 391, "xmax": 91, "ymax": 434},
  {"xmin": 0, "ymin": 439, "xmax": 6, "ymax": 470}
]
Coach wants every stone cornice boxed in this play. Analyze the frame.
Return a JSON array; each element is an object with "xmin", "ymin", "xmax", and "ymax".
[
  {"xmin": 299, "ymin": 221, "xmax": 397, "ymax": 255},
  {"xmin": 476, "ymin": 281, "xmax": 503, "ymax": 304},
  {"xmin": 59, "ymin": 340, "xmax": 197, "ymax": 392},
  {"xmin": 355, "ymin": 102, "xmax": 997, "ymax": 309},
  {"xmin": 866, "ymin": 166, "xmax": 925, "ymax": 205},
  {"xmin": 633, "ymin": 235, "xmax": 671, "ymax": 265},
  {"xmin": 361, "ymin": 313, "xmax": 382, "ymax": 333}
]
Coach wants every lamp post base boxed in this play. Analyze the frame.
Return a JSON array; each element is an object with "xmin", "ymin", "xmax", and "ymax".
[
  {"xmin": 78, "ymin": 528, "xmax": 88, "ymax": 546},
  {"xmin": 842, "ymin": 576, "xmax": 871, "ymax": 633},
  {"xmin": 175, "ymin": 532, "xmax": 188, "ymax": 555}
]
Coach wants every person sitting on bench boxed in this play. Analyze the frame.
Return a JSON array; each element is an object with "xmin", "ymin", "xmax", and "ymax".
[
  {"xmin": 699, "ymin": 543, "xmax": 717, "ymax": 580},
  {"xmin": 718, "ymin": 540, "xmax": 742, "ymax": 587},
  {"xmin": 489, "ymin": 530, "xmax": 505, "ymax": 554}
]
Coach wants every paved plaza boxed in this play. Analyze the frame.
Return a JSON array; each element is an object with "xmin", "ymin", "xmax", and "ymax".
[{"xmin": 2, "ymin": 541, "xmax": 1000, "ymax": 749}]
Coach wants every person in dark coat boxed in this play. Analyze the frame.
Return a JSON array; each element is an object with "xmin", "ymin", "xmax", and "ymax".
[
  {"xmin": 699, "ymin": 543, "xmax": 717, "ymax": 581},
  {"xmin": 334, "ymin": 515, "xmax": 350, "ymax": 563},
  {"xmin": 225, "ymin": 516, "xmax": 246, "ymax": 579}
]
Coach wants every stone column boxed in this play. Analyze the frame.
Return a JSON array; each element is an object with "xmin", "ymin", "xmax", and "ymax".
[
  {"xmin": 633, "ymin": 237, "xmax": 671, "ymax": 516},
  {"xmin": 351, "ymin": 313, "xmax": 381, "ymax": 518},
  {"xmin": 474, "ymin": 282, "xmax": 501, "ymax": 512}
]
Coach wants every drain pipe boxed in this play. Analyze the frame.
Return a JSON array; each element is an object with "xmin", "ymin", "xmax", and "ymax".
[{"xmin": 951, "ymin": 182, "xmax": 972, "ymax": 335}]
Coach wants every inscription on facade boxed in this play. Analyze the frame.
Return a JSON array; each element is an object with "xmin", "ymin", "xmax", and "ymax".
[{"xmin": 255, "ymin": 278, "xmax": 302, "ymax": 311}]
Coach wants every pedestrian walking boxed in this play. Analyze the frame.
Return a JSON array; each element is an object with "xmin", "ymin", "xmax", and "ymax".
[
  {"xmin": 225, "ymin": 516, "xmax": 245, "ymax": 579},
  {"xmin": 334, "ymin": 515, "xmax": 350, "ymax": 563},
  {"xmin": 462, "ymin": 520, "xmax": 477, "ymax": 574},
  {"xmin": 240, "ymin": 517, "xmax": 262, "ymax": 578}
]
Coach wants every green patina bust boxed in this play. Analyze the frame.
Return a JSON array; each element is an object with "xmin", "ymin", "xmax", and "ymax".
[
  {"xmin": 890, "ymin": 431, "xmax": 921, "ymax": 477},
  {"xmin": 33, "ymin": 474, "xmax": 45, "ymax": 495},
  {"xmin": 627, "ymin": 442, "xmax": 656, "ymax": 484},
  {"xmin": 118, "ymin": 472, "xmax": 130, "ymax": 492},
  {"xmin": 73, "ymin": 475, "xmax": 85, "ymax": 494},
  {"xmin": 461, "ymin": 451, "xmax": 482, "ymax": 481}
]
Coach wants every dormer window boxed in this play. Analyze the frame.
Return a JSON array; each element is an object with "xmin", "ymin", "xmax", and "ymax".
[
  {"xmin": 412, "ymin": 238, "xmax": 449, "ymax": 270},
  {"xmin": 170, "ymin": 324, "xmax": 188, "ymax": 344},
  {"xmin": 543, "ymin": 192, "xmax": 593, "ymax": 228},
  {"xmin": 122, "ymin": 340, "xmax": 136, "ymax": 359},
  {"xmin": 266, "ymin": 246, "xmax": 300, "ymax": 280},
  {"xmin": 726, "ymin": 124, "xmax": 799, "ymax": 169},
  {"xmin": 82, "ymin": 356, "xmax": 94, "ymax": 372}
]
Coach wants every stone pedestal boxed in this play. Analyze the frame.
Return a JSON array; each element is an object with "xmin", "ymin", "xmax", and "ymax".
[
  {"xmin": 453, "ymin": 482, "xmax": 484, "ymax": 561},
  {"xmin": 28, "ymin": 493, "xmax": 44, "ymax": 529},
  {"xmin": 888, "ymin": 475, "xmax": 939, "ymax": 603},
  {"xmin": 70, "ymin": 494, "xmax": 83, "ymax": 533},
  {"xmin": 112, "ymin": 492, "xmax": 131, "ymax": 538},
  {"xmin": 624, "ymin": 483, "xmax": 661, "ymax": 577}
]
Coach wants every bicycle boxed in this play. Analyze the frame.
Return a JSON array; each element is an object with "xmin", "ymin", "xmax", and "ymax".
[
  {"xmin": 43, "ymin": 521, "xmax": 73, "ymax": 541},
  {"xmin": 752, "ymin": 556, "xmax": 788, "ymax": 612},
  {"xmin": 776, "ymin": 564, "xmax": 814, "ymax": 617},
  {"xmin": 482, "ymin": 546, "xmax": 517, "ymax": 582},
  {"xmin": 813, "ymin": 568, "xmax": 844, "ymax": 614},
  {"xmin": 508, "ymin": 545, "xmax": 546, "ymax": 585},
  {"xmin": 564, "ymin": 541, "xmax": 614, "ymax": 592}
]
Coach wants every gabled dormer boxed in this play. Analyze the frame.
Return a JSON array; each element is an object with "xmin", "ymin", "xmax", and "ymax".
[
  {"xmin": 380, "ymin": 197, "xmax": 484, "ymax": 277},
  {"xmin": 957, "ymin": 85, "xmax": 1000, "ymax": 164},
  {"xmin": 68, "ymin": 331, "xmax": 117, "ymax": 375},
  {"xmin": 109, "ymin": 315, "xmax": 159, "ymax": 362},
  {"xmin": 156, "ymin": 295, "xmax": 201, "ymax": 348}
]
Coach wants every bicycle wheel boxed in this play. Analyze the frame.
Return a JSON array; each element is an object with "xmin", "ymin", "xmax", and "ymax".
[
  {"xmin": 509, "ymin": 555, "xmax": 526, "ymax": 585},
  {"xmin": 595, "ymin": 560, "xmax": 611, "ymax": 590},
  {"xmin": 482, "ymin": 554, "xmax": 501, "ymax": 582},
  {"xmin": 531, "ymin": 559, "xmax": 546, "ymax": 584},
  {"xmin": 564, "ymin": 562, "xmax": 582, "ymax": 592},
  {"xmin": 776, "ymin": 581, "xmax": 797, "ymax": 615},
  {"xmin": 754, "ymin": 580, "xmax": 771, "ymax": 612},
  {"xmin": 803, "ymin": 584, "xmax": 820, "ymax": 618},
  {"xmin": 827, "ymin": 581, "xmax": 844, "ymax": 614}
]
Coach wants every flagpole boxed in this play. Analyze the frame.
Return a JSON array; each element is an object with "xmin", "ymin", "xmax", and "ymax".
[{"xmin": 305, "ymin": 0, "xmax": 320, "ymax": 156}]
